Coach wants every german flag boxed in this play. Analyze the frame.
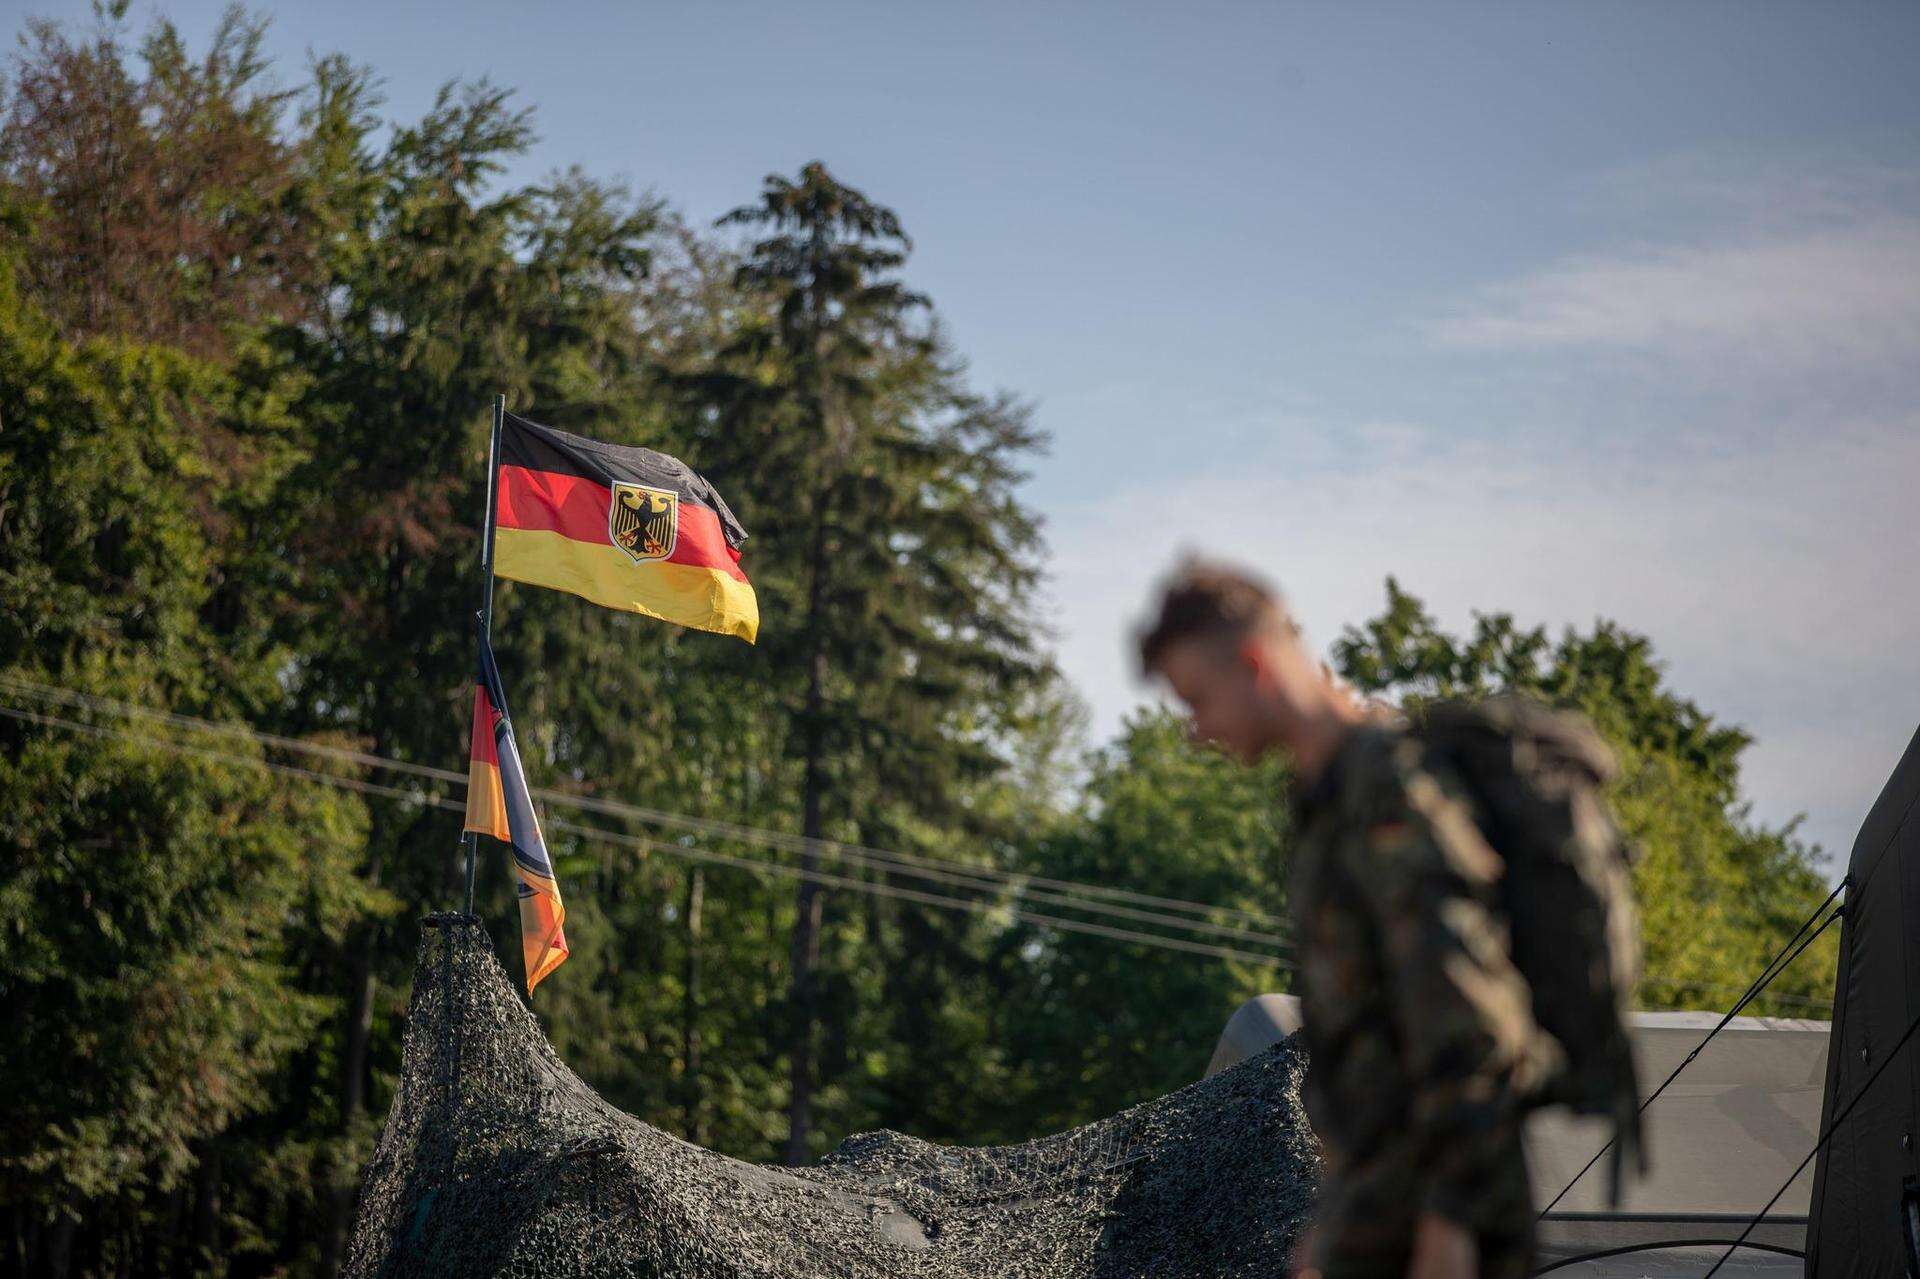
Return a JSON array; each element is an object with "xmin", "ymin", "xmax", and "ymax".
[
  {"xmin": 493, "ymin": 413, "xmax": 758, "ymax": 643},
  {"xmin": 464, "ymin": 634, "xmax": 569, "ymax": 994}
]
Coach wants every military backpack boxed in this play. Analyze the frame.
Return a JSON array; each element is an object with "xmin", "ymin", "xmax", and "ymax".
[{"xmin": 1413, "ymin": 695, "xmax": 1645, "ymax": 1200}]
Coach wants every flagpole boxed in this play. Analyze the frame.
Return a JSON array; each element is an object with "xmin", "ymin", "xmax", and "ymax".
[
  {"xmin": 463, "ymin": 393, "xmax": 506, "ymax": 916},
  {"xmin": 480, "ymin": 393, "xmax": 504, "ymax": 641}
]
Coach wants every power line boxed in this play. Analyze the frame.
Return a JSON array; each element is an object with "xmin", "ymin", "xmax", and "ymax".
[
  {"xmin": 0, "ymin": 701, "xmax": 1291, "ymax": 967},
  {"xmin": 0, "ymin": 685, "xmax": 1288, "ymax": 949},
  {"xmin": 1634, "ymin": 976, "xmax": 1833, "ymax": 1012},
  {"xmin": 545, "ymin": 817, "xmax": 1290, "ymax": 966},
  {"xmin": 3, "ymin": 690, "xmax": 1834, "ymax": 1009},
  {"xmin": 547, "ymin": 785, "xmax": 1295, "ymax": 947},
  {"xmin": 0, "ymin": 674, "xmax": 1293, "ymax": 942},
  {"xmin": 1700, "ymin": 1000, "xmax": 1920, "ymax": 1279},
  {"xmin": 0, "ymin": 703, "xmax": 455, "ymax": 808},
  {"xmin": 1538, "ymin": 886, "xmax": 1847, "ymax": 1218}
]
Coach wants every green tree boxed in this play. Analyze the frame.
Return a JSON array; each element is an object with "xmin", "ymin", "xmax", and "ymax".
[
  {"xmin": 989, "ymin": 711, "xmax": 1292, "ymax": 1139},
  {"xmin": 265, "ymin": 74, "xmax": 673, "ymax": 1263},
  {"xmin": 0, "ymin": 6, "xmax": 1856, "ymax": 1271},
  {"xmin": 0, "ymin": 202, "xmax": 373, "ymax": 1275},
  {"xmin": 0, "ymin": 3, "xmax": 319, "ymax": 357},
  {"xmin": 1332, "ymin": 577, "xmax": 1838, "ymax": 1015},
  {"xmin": 700, "ymin": 161, "xmax": 1053, "ymax": 1161}
]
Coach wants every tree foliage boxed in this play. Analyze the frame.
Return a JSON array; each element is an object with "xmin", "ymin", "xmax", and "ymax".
[
  {"xmin": 987, "ymin": 711, "xmax": 1291, "ymax": 1140},
  {"xmin": 0, "ymin": 10, "xmax": 1849, "ymax": 1275},
  {"xmin": 699, "ymin": 160, "xmax": 1052, "ymax": 1161},
  {"xmin": 1333, "ymin": 577, "xmax": 1839, "ymax": 1016},
  {"xmin": 0, "ymin": 176, "xmax": 375, "ymax": 1275}
]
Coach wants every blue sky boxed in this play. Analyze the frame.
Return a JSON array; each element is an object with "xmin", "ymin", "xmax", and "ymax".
[{"xmin": 23, "ymin": 0, "xmax": 1919, "ymax": 869}]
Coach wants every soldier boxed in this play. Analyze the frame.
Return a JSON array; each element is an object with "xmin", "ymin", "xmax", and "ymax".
[{"xmin": 1138, "ymin": 560, "xmax": 1563, "ymax": 1279}]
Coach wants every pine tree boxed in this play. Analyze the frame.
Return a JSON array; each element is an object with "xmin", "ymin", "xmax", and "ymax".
[{"xmin": 703, "ymin": 162, "xmax": 1051, "ymax": 1161}]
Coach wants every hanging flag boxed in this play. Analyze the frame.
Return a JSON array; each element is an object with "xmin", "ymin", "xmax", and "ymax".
[
  {"xmin": 491, "ymin": 412, "xmax": 759, "ymax": 643},
  {"xmin": 464, "ymin": 634, "xmax": 569, "ymax": 994}
]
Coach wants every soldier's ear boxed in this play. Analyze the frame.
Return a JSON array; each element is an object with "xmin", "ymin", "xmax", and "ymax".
[{"xmin": 1236, "ymin": 635, "xmax": 1274, "ymax": 687}]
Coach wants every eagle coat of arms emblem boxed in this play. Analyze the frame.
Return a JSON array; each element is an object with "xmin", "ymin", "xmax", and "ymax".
[{"xmin": 609, "ymin": 482, "xmax": 679, "ymax": 563}]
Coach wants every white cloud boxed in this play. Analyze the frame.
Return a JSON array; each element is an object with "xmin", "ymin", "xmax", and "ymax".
[
  {"xmin": 1431, "ymin": 217, "xmax": 1920, "ymax": 373},
  {"xmin": 1037, "ymin": 151, "xmax": 1920, "ymax": 871},
  {"xmin": 1575, "ymin": 152, "xmax": 1920, "ymax": 237},
  {"xmin": 1040, "ymin": 417, "xmax": 1920, "ymax": 870}
]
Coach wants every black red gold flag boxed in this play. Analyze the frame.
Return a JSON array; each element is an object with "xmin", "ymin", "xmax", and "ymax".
[
  {"xmin": 491, "ymin": 413, "xmax": 758, "ymax": 643},
  {"xmin": 464, "ymin": 635, "xmax": 569, "ymax": 993}
]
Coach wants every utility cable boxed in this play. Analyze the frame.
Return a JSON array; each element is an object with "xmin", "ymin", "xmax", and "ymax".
[
  {"xmin": 1529, "ymin": 1238, "xmax": 1802, "ymax": 1275},
  {"xmin": 0, "ymin": 701, "xmax": 1290, "ymax": 967},
  {"xmin": 0, "ymin": 691, "xmax": 1289, "ymax": 951},
  {"xmin": 0, "ymin": 702, "xmax": 455, "ymax": 808},
  {"xmin": 1633, "ymin": 976, "xmax": 1831, "ymax": 1013},
  {"xmin": 1538, "ymin": 879, "xmax": 1848, "ymax": 1217},
  {"xmin": 0, "ymin": 674, "xmax": 1292, "ymax": 940},
  {"xmin": 542, "ymin": 816, "xmax": 1289, "ymax": 966},
  {"xmin": 1700, "ymin": 1000, "xmax": 1920, "ymax": 1279},
  {"xmin": 1, "ymin": 694, "xmax": 1802, "ymax": 1006}
]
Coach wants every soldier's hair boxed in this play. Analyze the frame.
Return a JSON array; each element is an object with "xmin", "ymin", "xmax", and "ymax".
[{"xmin": 1137, "ymin": 558, "xmax": 1299, "ymax": 677}]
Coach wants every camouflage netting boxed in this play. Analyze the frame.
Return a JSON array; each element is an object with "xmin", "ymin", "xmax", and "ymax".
[{"xmin": 344, "ymin": 915, "xmax": 1318, "ymax": 1278}]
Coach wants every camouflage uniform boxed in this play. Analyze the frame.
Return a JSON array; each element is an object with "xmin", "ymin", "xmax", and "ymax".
[{"xmin": 1289, "ymin": 723, "xmax": 1563, "ymax": 1278}]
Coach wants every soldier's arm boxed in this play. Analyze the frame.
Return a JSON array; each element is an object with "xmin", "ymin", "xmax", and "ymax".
[{"xmin": 1355, "ymin": 767, "xmax": 1548, "ymax": 1233}]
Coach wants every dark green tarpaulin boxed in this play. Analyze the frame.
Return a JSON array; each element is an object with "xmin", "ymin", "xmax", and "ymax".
[{"xmin": 1807, "ymin": 724, "xmax": 1920, "ymax": 1277}]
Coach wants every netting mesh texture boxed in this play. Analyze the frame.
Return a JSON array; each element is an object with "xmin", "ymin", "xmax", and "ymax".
[{"xmin": 344, "ymin": 915, "xmax": 1318, "ymax": 1278}]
